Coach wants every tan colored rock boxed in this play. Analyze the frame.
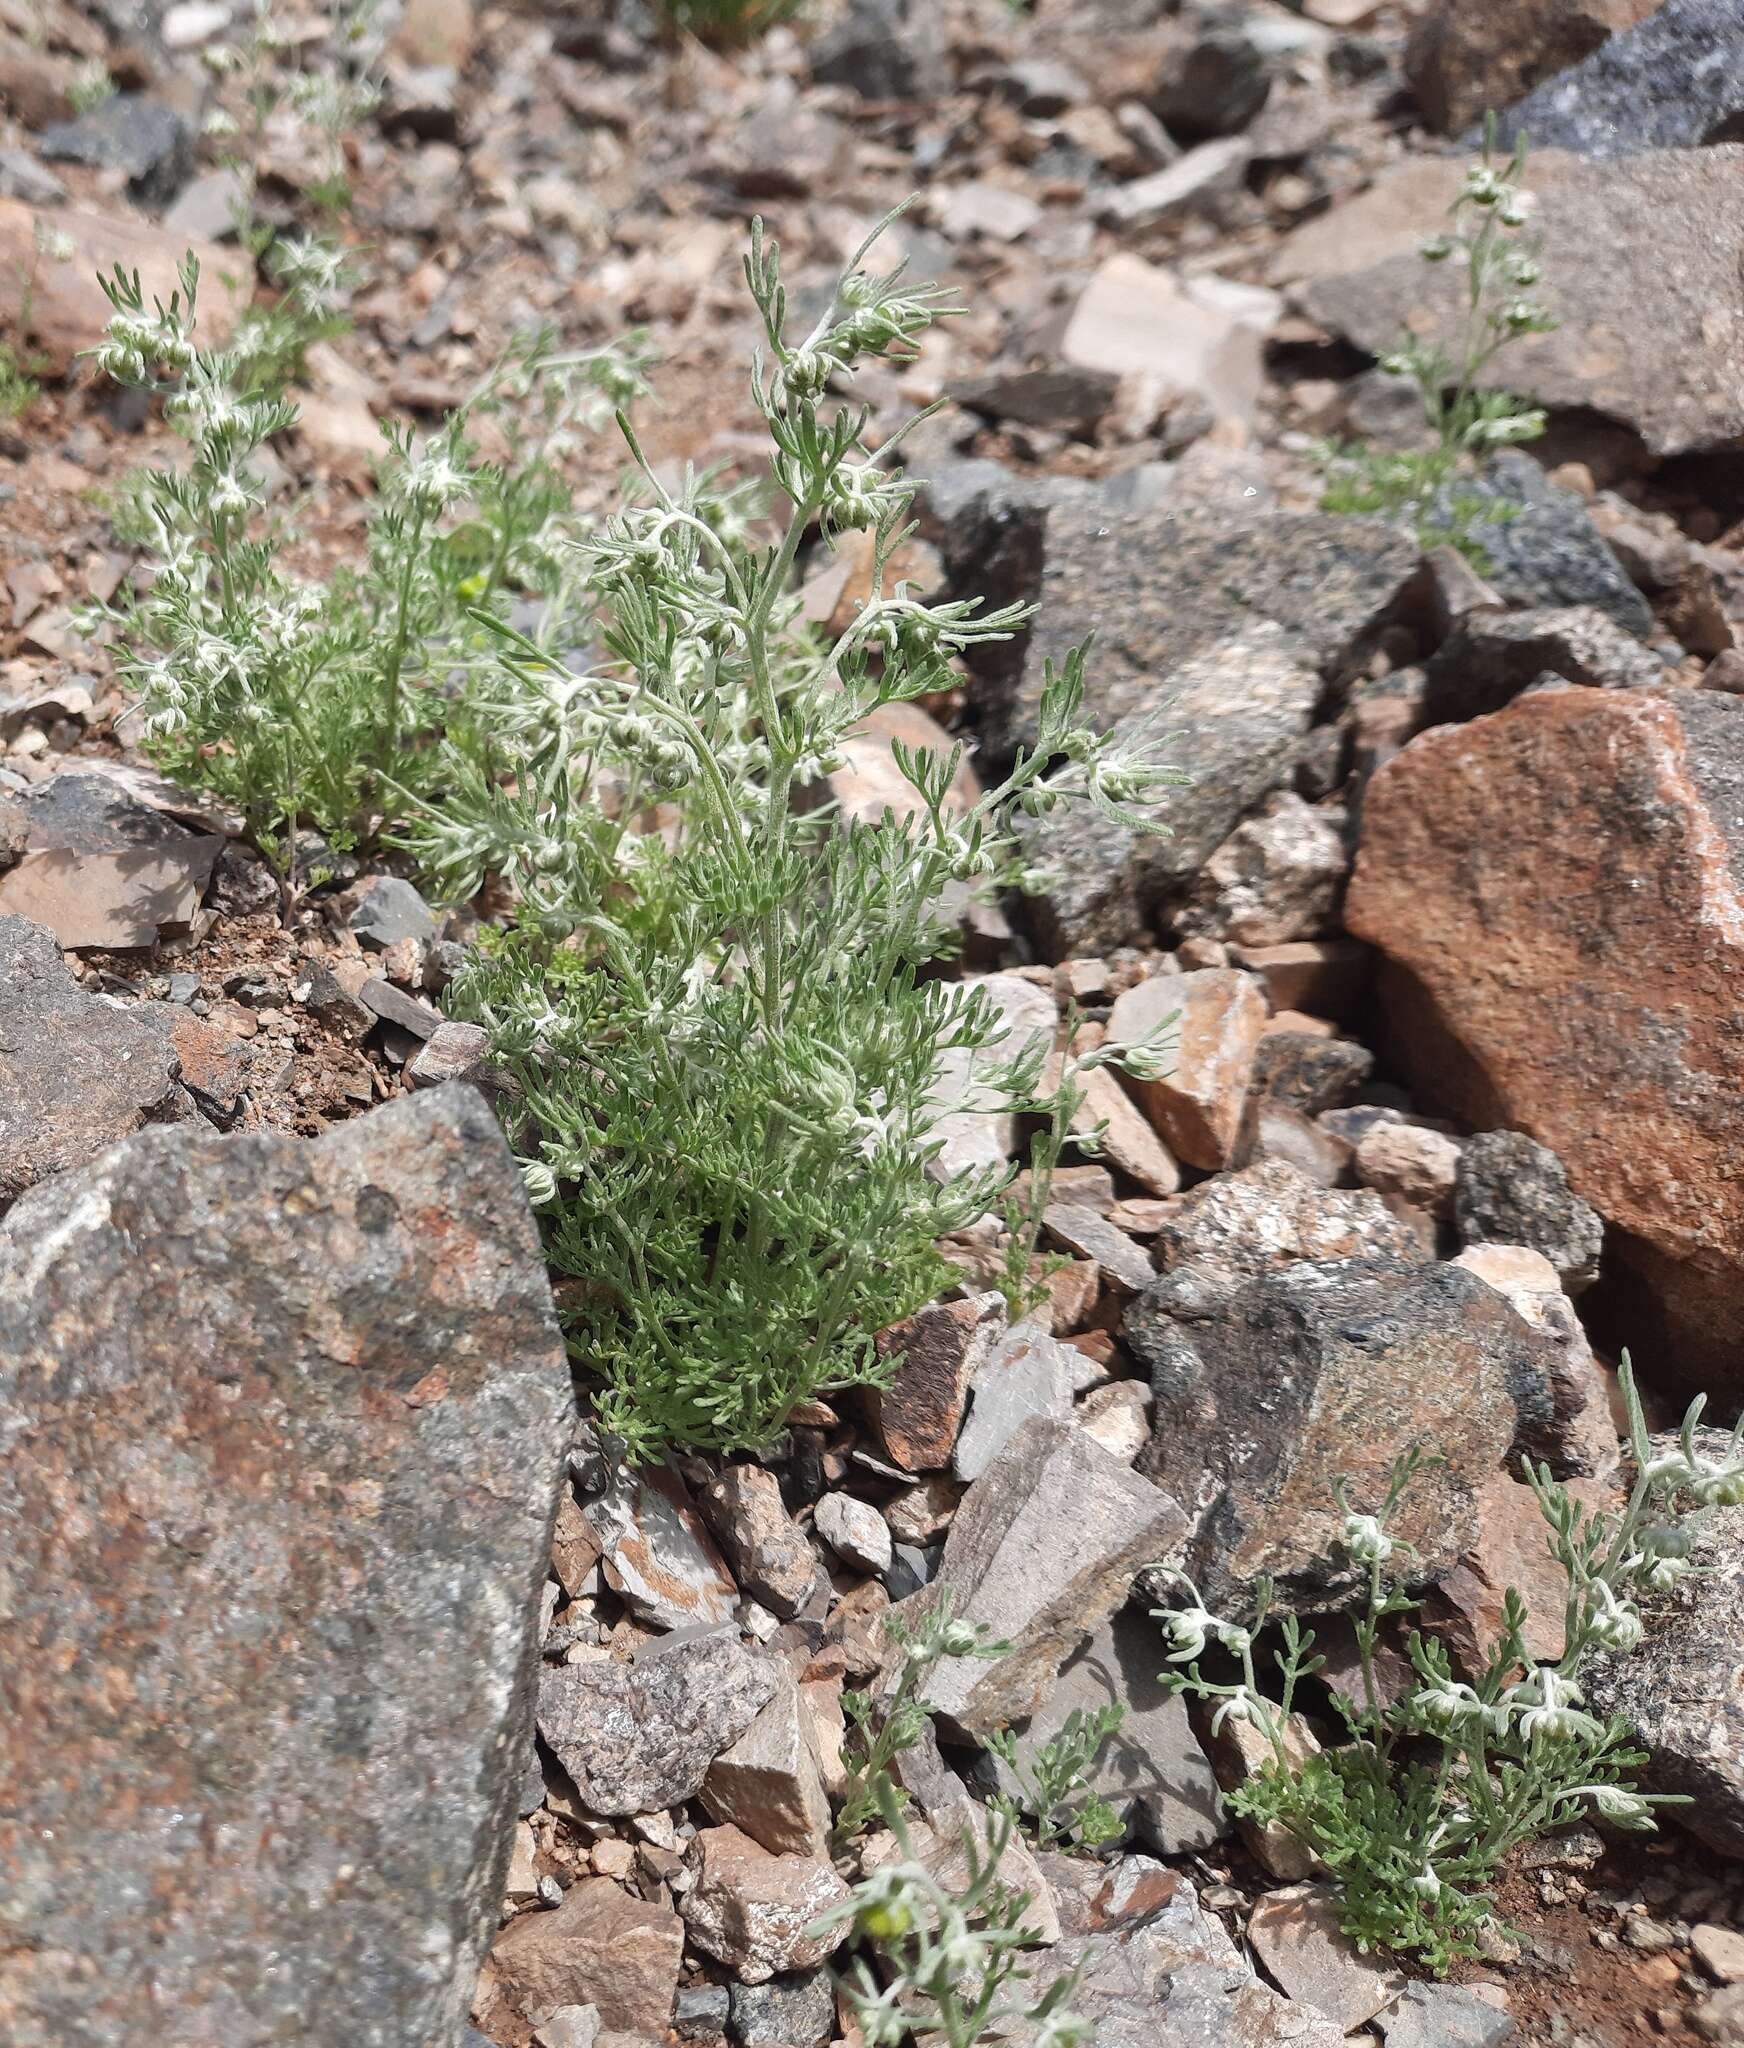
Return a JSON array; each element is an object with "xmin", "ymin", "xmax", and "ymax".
[
  {"xmin": 584, "ymin": 1460, "xmax": 738, "ymax": 1630},
  {"xmin": 1404, "ymin": 0, "xmax": 1660, "ymax": 133},
  {"xmin": 1353, "ymin": 1121, "xmax": 1461, "ymax": 1219},
  {"xmin": 702, "ymin": 1664, "xmax": 833, "ymax": 1858},
  {"xmin": 388, "ymin": 0, "xmax": 476, "ymax": 70},
  {"xmin": 0, "ymin": 198, "xmax": 251, "ymax": 376},
  {"xmin": 680, "ymin": 1826, "xmax": 850, "ymax": 1985},
  {"xmin": 1110, "ymin": 969, "xmax": 1269, "ymax": 1171},
  {"xmin": 1074, "ymin": 1059, "xmax": 1182, "ymax": 1195},
  {"xmin": 490, "ymin": 1878, "xmax": 683, "ymax": 2038},
  {"xmin": 1247, "ymin": 1884, "xmax": 1405, "ymax": 2029},
  {"xmin": 1345, "ymin": 685, "xmax": 1744, "ymax": 1397},
  {"xmin": 1153, "ymin": 1160, "xmax": 1426, "ymax": 1291},
  {"xmin": 699, "ymin": 1462, "xmax": 819, "ymax": 1619},
  {"xmin": 1197, "ymin": 1706, "xmax": 1322, "ymax": 1883},
  {"xmin": 1274, "ymin": 148, "xmax": 1744, "ymax": 460},
  {"xmin": 826, "ymin": 698, "xmax": 979, "ymax": 826},
  {"xmin": 1061, "ymin": 251, "xmax": 1264, "ymax": 424}
]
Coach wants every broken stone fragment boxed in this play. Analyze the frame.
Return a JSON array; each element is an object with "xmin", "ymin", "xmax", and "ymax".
[
  {"xmin": 813, "ymin": 1490, "xmax": 894, "ymax": 1575},
  {"xmin": 680, "ymin": 1826, "xmax": 850, "ymax": 1985},
  {"xmin": 902, "ymin": 1416, "xmax": 1188, "ymax": 1740},
  {"xmin": 701, "ymin": 1662, "xmax": 833, "ymax": 1858},
  {"xmin": 488, "ymin": 1877, "xmax": 684, "ymax": 2039},
  {"xmin": 583, "ymin": 1457, "xmax": 739, "ymax": 1629},
  {"xmin": 0, "ymin": 1085, "xmax": 571, "ymax": 2048},
  {"xmin": 699, "ymin": 1462, "xmax": 820, "ymax": 1619},
  {"xmin": 866, "ymin": 1291, "xmax": 1007, "ymax": 1472},
  {"xmin": 536, "ymin": 1630, "xmax": 778, "ymax": 1817},
  {"xmin": 1454, "ymin": 1129, "xmax": 1604, "ymax": 1295},
  {"xmin": 1132, "ymin": 1253, "xmax": 1564, "ymax": 1613},
  {"xmin": 1246, "ymin": 1882, "xmax": 1405, "ymax": 2030},
  {"xmin": 0, "ymin": 911, "xmax": 183, "ymax": 1203},
  {"xmin": 953, "ymin": 1316, "xmax": 1080, "ymax": 1482},
  {"xmin": 1111, "ymin": 966, "xmax": 1268, "ymax": 1171}
]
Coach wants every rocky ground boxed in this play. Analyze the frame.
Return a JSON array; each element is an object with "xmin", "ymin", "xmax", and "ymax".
[{"xmin": 6, "ymin": 0, "xmax": 1744, "ymax": 2045}]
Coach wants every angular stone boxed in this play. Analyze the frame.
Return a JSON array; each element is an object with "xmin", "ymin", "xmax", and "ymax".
[
  {"xmin": 1378, "ymin": 1982, "xmax": 1518, "ymax": 2047},
  {"xmin": 0, "ymin": 768, "xmax": 223, "ymax": 948},
  {"xmin": 1070, "ymin": 1058, "xmax": 1182, "ymax": 1195},
  {"xmin": 1452, "ymin": 1244, "xmax": 1616, "ymax": 1478},
  {"xmin": 680, "ymin": 1826, "xmax": 849, "ymax": 1985},
  {"xmin": 349, "ymin": 873, "xmax": 437, "ymax": 949},
  {"xmin": 39, "ymin": 96, "xmax": 193, "ymax": 205},
  {"xmin": 1181, "ymin": 794, "xmax": 1348, "ymax": 947},
  {"xmin": 1112, "ymin": 967, "xmax": 1268, "ymax": 1171},
  {"xmin": 1101, "ymin": 137, "xmax": 1251, "ymax": 230},
  {"xmin": 407, "ymin": 1018, "xmax": 494, "ymax": 1091},
  {"xmin": 954, "ymin": 1317, "xmax": 1079, "ymax": 1483},
  {"xmin": 929, "ymin": 972, "xmax": 1057, "ymax": 1180},
  {"xmin": 489, "ymin": 1878, "xmax": 683, "ymax": 2039},
  {"xmin": 584, "ymin": 1459, "xmax": 739, "ymax": 1630},
  {"xmin": 1354, "ymin": 1121, "xmax": 1462, "ymax": 1219},
  {"xmin": 903, "ymin": 1416, "xmax": 1188, "ymax": 1739},
  {"xmin": 813, "ymin": 1491, "xmax": 893, "ymax": 1575},
  {"xmin": 1584, "ymin": 1452, "xmax": 1744, "ymax": 1856},
  {"xmin": 867, "ymin": 1292, "xmax": 1006, "ymax": 1472},
  {"xmin": 0, "ymin": 198, "xmax": 249, "ymax": 375},
  {"xmin": 1404, "ymin": 0, "xmax": 1660, "ymax": 133},
  {"xmin": 1078, "ymin": 1378, "xmax": 1153, "ymax": 1464},
  {"xmin": 702, "ymin": 1663, "xmax": 832, "ymax": 1858},
  {"xmin": 728, "ymin": 1968, "xmax": 836, "ymax": 2048},
  {"xmin": 956, "ymin": 363, "xmax": 1120, "ymax": 441},
  {"xmin": 1061, "ymin": 253, "xmax": 1263, "ymax": 425},
  {"xmin": 700, "ymin": 1463, "xmax": 820, "ymax": 1620},
  {"xmin": 536, "ymin": 1631, "xmax": 777, "ymax": 1817},
  {"xmin": 807, "ymin": 0, "xmax": 947, "ymax": 98},
  {"xmin": 1421, "ymin": 605, "xmax": 1665, "ymax": 725},
  {"xmin": 1443, "ymin": 453, "xmax": 1655, "ymax": 637},
  {"xmin": 1490, "ymin": 0, "xmax": 1744, "ymax": 156},
  {"xmin": 1345, "ymin": 686, "xmax": 1744, "ymax": 1395},
  {"xmin": 1247, "ymin": 1883, "xmax": 1405, "ymax": 2029},
  {"xmin": 0, "ymin": 913, "xmax": 182, "ymax": 1202},
  {"xmin": 0, "ymin": 1087, "xmax": 570, "ymax": 2048},
  {"xmin": 1131, "ymin": 1254, "xmax": 1559, "ymax": 1613},
  {"xmin": 1150, "ymin": 20, "xmax": 1270, "ymax": 137},
  {"xmin": 860, "ymin": 1802, "xmax": 1062, "ymax": 1944},
  {"xmin": 1041, "ymin": 1202, "xmax": 1153, "ymax": 1296},
  {"xmin": 991, "ymin": 1603, "xmax": 1223, "ymax": 1855},
  {"xmin": 1252, "ymin": 1029, "xmax": 1374, "ymax": 1115},
  {"xmin": 1455, "ymin": 1129, "xmax": 1605, "ymax": 1294},
  {"xmin": 1149, "ymin": 1159, "xmax": 1426, "ymax": 1295},
  {"xmin": 1004, "ymin": 1856, "xmax": 1346, "ymax": 2047},
  {"xmin": 1278, "ymin": 149, "xmax": 1744, "ymax": 460}
]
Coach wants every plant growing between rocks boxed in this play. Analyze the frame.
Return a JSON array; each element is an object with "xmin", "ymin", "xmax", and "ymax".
[
  {"xmin": 1155, "ymin": 1359, "xmax": 1721, "ymax": 1974},
  {"xmin": 987, "ymin": 1703, "xmax": 1127, "ymax": 1851},
  {"xmin": 1315, "ymin": 117, "xmax": 1556, "ymax": 564},
  {"xmin": 422, "ymin": 212, "xmax": 1182, "ymax": 1460}
]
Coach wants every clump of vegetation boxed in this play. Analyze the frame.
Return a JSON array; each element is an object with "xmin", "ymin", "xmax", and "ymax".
[
  {"xmin": 91, "ymin": 256, "xmax": 649, "ymax": 874},
  {"xmin": 1315, "ymin": 118, "xmax": 1557, "ymax": 564},
  {"xmin": 988, "ymin": 1702, "xmax": 1126, "ymax": 1851},
  {"xmin": 1156, "ymin": 1358, "xmax": 1720, "ymax": 1974},
  {"xmin": 653, "ymin": 0, "xmax": 808, "ymax": 46},
  {"xmin": 0, "ymin": 341, "xmax": 39, "ymax": 424},
  {"xmin": 419, "ymin": 214, "xmax": 1180, "ymax": 1460}
]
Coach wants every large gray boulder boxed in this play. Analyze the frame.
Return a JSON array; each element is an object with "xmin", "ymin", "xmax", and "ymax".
[{"xmin": 0, "ymin": 1085, "xmax": 572, "ymax": 2048}]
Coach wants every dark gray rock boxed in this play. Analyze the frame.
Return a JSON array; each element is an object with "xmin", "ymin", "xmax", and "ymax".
[
  {"xmin": 0, "ymin": 1085, "xmax": 572, "ymax": 2048},
  {"xmin": 536, "ymin": 1630, "xmax": 778, "ymax": 1815},
  {"xmin": 0, "ymin": 911, "xmax": 182, "ymax": 1204},
  {"xmin": 677, "ymin": 1984, "xmax": 733, "ymax": 2037},
  {"xmin": 1450, "ymin": 453, "xmax": 1655, "ymax": 638},
  {"xmin": 807, "ymin": 0, "xmax": 948, "ymax": 98},
  {"xmin": 0, "ymin": 147, "xmax": 67, "ymax": 204},
  {"xmin": 1455, "ymin": 1129, "xmax": 1605, "ymax": 1293},
  {"xmin": 1130, "ymin": 1254, "xmax": 1561, "ymax": 1614},
  {"xmin": 1487, "ymin": 0, "xmax": 1744, "ymax": 157},
  {"xmin": 955, "ymin": 364, "xmax": 1119, "ymax": 441},
  {"xmin": 1421, "ymin": 604, "xmax": 1666, "ymax": 726},
  {"xmin": 1150, "ymin": 22, "xmax": 1271, "ymax": 139},
  {"xmin": 730, "ymin": 1967, "xmax": 836, "ymax": 2046},
  {"xmin": 1251, "ymin": 1030, "xmax": 1375, "ymax": 1114},
  {"xmin": 349, "ymin": 873, "xmax": 438, "ymax": 949},
  {"xmin": 39, "ymin": 95, "xmax": 193, "ymax": 206},
  {"xmin": 1584, "ymin": 1443, "xmax": 1744, "ymax": 1857}
]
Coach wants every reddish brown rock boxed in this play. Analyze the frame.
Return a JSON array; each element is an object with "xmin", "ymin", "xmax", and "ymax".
[
  {"xmin": 0, "ymin": 1086, "xmax": 571, "ymax": 2048},
  {"xmin": 1405, "ymin": 0, "xmax": 1661, "ymax": 133},
  {"xmin": 488, "ymin": 1877, "xmax": 683, "ymax": 2039},
  {"xmin": 1111, "ymin": 968, "xmax": 1268, "ymax": 1170},
  {"xmin": 679, "ymin": 1826, "xmax": 850, "ymax": 1985},
  {"xmin": 867, "ymin": 1292, "xmax": 1006, "ymax": 1471},
  {"xmin": 1346, "ymin": 685, "xmax": 1744, "ymax": 1396},
  {"xmin": 699, "ymin": 1462, "xmax": 820, "ymax": 1618},
  {"xmin": 0, "ymin": 198, "xmax": 251, "ymax": 375}
]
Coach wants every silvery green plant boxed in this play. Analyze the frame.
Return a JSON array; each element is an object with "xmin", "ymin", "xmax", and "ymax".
[
  {"xmin": 425, "ymin": 211, "xmax": 1181, "ymax": 1460},
  {"xmin": 814, "ymin": 1778, "xmax": 1090, "ymax": 2048},
  {"xmin": 1155, "ymin": 1359, "xmax": 1715, "ymax": 1974},
  {"xmin": 987, "ymin": 1703, "xmax": 1126, "ymax": 1852},
  {"xmin": 1317, "ymin": 117, "xmax": 1557, "ymax": 564},
  {"xmin": 91, "ymin": 255, "xmax": 649, "ymax": 875}
]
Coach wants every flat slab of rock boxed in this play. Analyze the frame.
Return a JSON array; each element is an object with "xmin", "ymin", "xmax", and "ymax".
[
  {"xmin": 537, "ymin": 1630, "xmax": 778, "ymax": 1816},
  {"xmin": 1276, "ymin": 148, "xmax": 1744, "ymax": 460},
  {"xmin": 0, "ymin": 912, "xmax": 182, "ymax": 1202},
  {"xmin": 1131, "ymin": 1254, "xmax": 1559, "ymax": 1612},
  {"xmin": 904, "ymin": 1416, "xmax": 1187, "ymax": 1739},
  {"xmin": 0, "ymin": 196, "xmax": 249, "ymax": 375},
  {"xmin": 1247, "ymin": 1883, "xmax": 1405, "ymax": 2029},
  {"xmin": 0, "ymin": 769, "xmax": 224, "ymax": 948},
  {"xmin": 583, "ymin": 1458, "xmax": 739, "ymax": 1630},
  {"xmin": 1346, "ymin": 686, "xmax": 1744, "ymax": 1397},
  {"xmin": 0, "ymin": 1085, "xmax": 571, "ymax": 2048},
  {"xmin": 1007, "ymin": 1856, "xmax": 1346, "ymax": 2047},
  {"xmin": 487, "ymin": 1877, "xmax": 684, "ymax": 2039}
]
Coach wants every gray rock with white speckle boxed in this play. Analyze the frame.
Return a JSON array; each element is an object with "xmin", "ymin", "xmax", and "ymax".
[{"xmin": 1455, "ymin": 1129, "xmax": 1605, "ymax": 1294}]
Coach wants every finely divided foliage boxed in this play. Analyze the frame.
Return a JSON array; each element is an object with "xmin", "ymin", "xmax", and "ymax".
[{"xmin": 1156, "ymin": 1359, "xmax": 1737, "ymax": 1973}]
